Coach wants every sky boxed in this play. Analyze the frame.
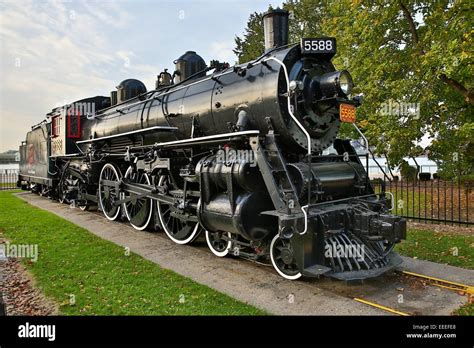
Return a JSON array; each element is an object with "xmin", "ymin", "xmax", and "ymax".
[{"xmin": 0, "ymin": 0, "xmax": 282, "ymax": 152}]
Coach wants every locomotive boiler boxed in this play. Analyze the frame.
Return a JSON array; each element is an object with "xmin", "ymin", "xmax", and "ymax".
[{"xmin": 18, "ymin": 8, "xmax": 406, "ymax": 280}]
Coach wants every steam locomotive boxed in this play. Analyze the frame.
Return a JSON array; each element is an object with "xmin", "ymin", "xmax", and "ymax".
[{"xmin": 18, "ymin": 9, "xmax": 406, "ymax": 280}]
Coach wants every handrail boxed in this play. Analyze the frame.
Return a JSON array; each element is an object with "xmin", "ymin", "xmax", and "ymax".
[{"xmin": 262, "ymin": 56, "xmax": 311, "ymax": 235}]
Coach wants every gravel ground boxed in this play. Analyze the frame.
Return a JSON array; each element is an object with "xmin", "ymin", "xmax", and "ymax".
[{"xmin": 0, "ymin": 240, "xmax": 58, "ymax": 316}]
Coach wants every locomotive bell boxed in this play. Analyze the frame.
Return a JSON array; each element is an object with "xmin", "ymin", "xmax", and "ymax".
[
  {"xmin": 262, "ymin": 8, "xmax": 289, "ymax": 52},
  {"xmin": 173, "ymin": 51, "xmax": 207, "ymax": 83},
  {"xmin": 156, "ymin": 69, "xmax": 173, "ymax": 88}
]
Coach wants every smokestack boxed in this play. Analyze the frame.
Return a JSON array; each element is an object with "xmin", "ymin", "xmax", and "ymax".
[{"xmin": 263, "ymin": 8, "xmax": 289, "ymax": 52}]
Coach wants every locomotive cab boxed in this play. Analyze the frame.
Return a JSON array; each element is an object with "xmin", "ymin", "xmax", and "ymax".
[{"xmin": 49, "ymin": 96, "xmax": 110, "ymax": 157}]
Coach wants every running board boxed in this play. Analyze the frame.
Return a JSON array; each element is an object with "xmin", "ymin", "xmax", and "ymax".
[
  {"xmin": 77, "ymin": 126, "xmax": 178, "ymax": 144},
  {"xmin": 129, "ymin": 130, "xmax": 260, "ymax": 150}
]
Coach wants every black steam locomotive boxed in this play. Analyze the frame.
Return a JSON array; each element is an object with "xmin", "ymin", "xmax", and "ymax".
[{"xmin": 18, "ymin": 9, "xmax": 405, "ymax": 280}]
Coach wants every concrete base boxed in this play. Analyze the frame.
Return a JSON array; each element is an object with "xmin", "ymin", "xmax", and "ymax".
[{"xmin": 13, "ymin": 192, "xmax": 474, "ymax": 315}]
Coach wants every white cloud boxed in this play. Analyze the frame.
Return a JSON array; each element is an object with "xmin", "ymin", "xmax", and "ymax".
[
  {"xmin": 208, "ymin": 41, "xmax": 238, "ymax": 65},
  {"xmin": 0, "ymin": 0, "xmax": 279, "ymax": 151},
  {"xmin": 0, "ymin": 0, "xmax": 155, "ymax": 151}
]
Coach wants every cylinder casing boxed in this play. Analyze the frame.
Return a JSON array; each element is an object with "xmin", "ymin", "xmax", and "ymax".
[{"xmin": 198, "ymin": 192, "xmax": 277, "ymax": 241}]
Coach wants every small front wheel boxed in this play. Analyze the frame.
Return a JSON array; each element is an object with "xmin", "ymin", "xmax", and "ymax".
[
  {"xmin": 270, "ymin": 234, "xmax": 302, "ymax": 280},
  {"xmin": 205, "ymin": 230, "xmax": 232, "ymax": 257}
]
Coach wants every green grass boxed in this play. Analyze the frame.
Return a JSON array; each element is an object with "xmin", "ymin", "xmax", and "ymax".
[
  {"xmin": 395, "ymin": 228, "xmax": 474, "ymax": 315},
  {"xmin": 0, "ymin": 191, "xmax": 266, "ymax": 315},
  {"xmin": 395, "ymin": 228, "xmax": 474, "ymax": 270}
]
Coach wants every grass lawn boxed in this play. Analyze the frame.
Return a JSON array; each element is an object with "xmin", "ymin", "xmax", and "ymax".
[
  {"xmin": 395, "ymin": 228, "xmax": 474, "ymax": 315},
  {"xmin": 0, "ymin": 191, "xmax": 266, "ymax": 315},
  {"xmin": 396, "ymin": 229, "xmax": 474, "ymax": 270}
]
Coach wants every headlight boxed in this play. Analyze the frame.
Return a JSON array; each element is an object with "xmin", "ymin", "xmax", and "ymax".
[
  {"xmin": 317, "ymin": 70, "xmax": 353, "ymax": 98},
  {"xmin": 338, "ymin": 70, "xmax": 353, "ymax": 96}
]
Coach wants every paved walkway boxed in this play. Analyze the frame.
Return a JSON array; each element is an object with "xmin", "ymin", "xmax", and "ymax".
[{"xmin": 14, "ymin": 192, "xmax": 474, "ymax": 315}]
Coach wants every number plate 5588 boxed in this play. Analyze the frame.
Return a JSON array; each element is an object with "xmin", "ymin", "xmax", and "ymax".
[{"xmin": 301, "ymin": 38, "xmax": 337, "ymax": 54}]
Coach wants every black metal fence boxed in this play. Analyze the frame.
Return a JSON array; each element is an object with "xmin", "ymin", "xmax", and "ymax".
[
  {"xmin": 0, "ymin": 169, "xmax": 19, "ymax": 190},
  {"xmin": 372, "ymin": 179, "xmax": 473, "ymax": 226}
]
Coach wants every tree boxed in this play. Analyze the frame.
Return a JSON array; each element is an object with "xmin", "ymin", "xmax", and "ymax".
[
  {"xmin": 234, "ymin": 0, "xmax": 473, "ymax": 178},
  {"xmin": 233, "ymin": 12, "xmax": 264, "ymax": 63}
]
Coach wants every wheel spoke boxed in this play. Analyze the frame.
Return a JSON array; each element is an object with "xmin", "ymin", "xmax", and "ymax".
[
  {"xmin": 122, "ymin": 166, "xmax": 153, "ymax": 230},
  {"xmin": 156, "ymin": 175, "xmax": 200, "ymax": 245},
  {"xmin": 270, "ymin": 235, "xmax": 302, "ymax": 280},
  {"xmin": 99, "ymin": 164, "xmax": 121, "ymax": 221},
  {"xmin": 205, "ymin": 231, "xmax": 231, "ymax": 257}
]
